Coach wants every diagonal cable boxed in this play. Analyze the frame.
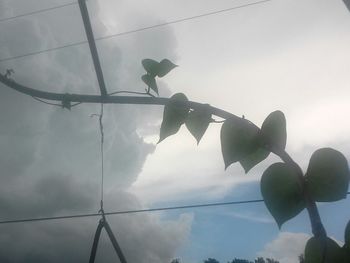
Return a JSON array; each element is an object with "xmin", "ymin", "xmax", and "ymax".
[
  {"xmin": 0, "ymin": 199, "xmax": 265, "ymax": 224},
  {"xmin": 0, "ymin": 0, "xmax": 274, "ymax": 63},
  {"xmin": 1, "ymin": 193, "xmax": 349, "ymax": 225},
  {"xmin": 0, "ymin": 2, "xmax": 77, "ymax": 23}
]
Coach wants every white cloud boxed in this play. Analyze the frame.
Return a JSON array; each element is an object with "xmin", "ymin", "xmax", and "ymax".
[
  {"xmin": 0, "ymin": 1, "xmax": 191, "ymax": 262},
  {"xmin": 225, "ymin": 211, "xmax": 274, "ymax": 224},
  {"xmin": 130, "ymin": 0, "xmax": 350, "ymax": 207},
  {"xmin": 288, "ymin": 97, "xmax": 350, "ymax": 151},
  {"xmin": 258, "ymin": 232, "xmax": 345, "ymax": 263},
  {"xmin": 258, "ymin": 232, "xmax": 310, "ymax": 263},
  {"xmin": 129, "ymin": 125, "xmax": 275, "ymax": 204}
]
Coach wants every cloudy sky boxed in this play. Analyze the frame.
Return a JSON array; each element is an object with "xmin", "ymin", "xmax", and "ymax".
[{"xmin": 0, "ymin": 0, "xmax": 350, "ymax": 262}]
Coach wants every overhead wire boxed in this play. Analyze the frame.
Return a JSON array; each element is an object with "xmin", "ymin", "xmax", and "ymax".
[
  {"xmin": 31, "ymin": 96, "xmax": 62, "ymax": 107},
  {"xmin": 0, "ymin": 2, "xmax": 77, "ymax": 23},
  {"xmin": 31, "ymin": 96, "xmax": 82, "ymax": 108},
  {"xmin": 0, "ymin": 199, "xmax": 265, "ymax": 225},
  {"xmin": 0, "ymin": 0, "xmax": 274, "ymax": 63},
  {"xmin": 1, "ymin": 193, "xmax": 350, "ymax": 225},
  {"xmin": 95, "ymin": 0, "xmax": 273, "ymax": 41}
]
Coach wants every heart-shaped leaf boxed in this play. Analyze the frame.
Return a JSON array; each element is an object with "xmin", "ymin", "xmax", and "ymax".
[
  {"xmin": 240, "ymin": 148, "xmax": 270, "ymax": 173},
  {"xmin": 185, "ymin": 108, "xmax": 211, "ymax": 144},
  {"xmin": 142, "ymin": 59, "xmax": 159, "ymax": 77},
  {"xmin": 342, "ymin": 245, "xmax": 350, "ymax": 263},
  {"xmin": 305, "ymin": 148, "xmax": 349, "ymax": 202},
  {"xmin": 261, "ymin": 162, "xmax": 305, "ymax": 228},
  {"xmin": 260, "ymin": 110, "xmax": 287, "ymax": 150},
  {"xmin": 141, "ymin": 74, "xmax": 158, "ymax": 95},
  {"xmin": 305, "ymin": 237, "xmax": 343, "ymax": 263},
  {"xmin": 157, "ymin": 59, "xmax": 178, "ymax": 77},
  {"xmin": 345, "ymin": 220, "xmax": 350, "ymax": 247},
  {"xmin": 220, "ymin": 118, "xmax": 261, "ymax": 169},
  {"xmin": 158, "ymin": 93, "xmax": 189, "ymax": 143}
]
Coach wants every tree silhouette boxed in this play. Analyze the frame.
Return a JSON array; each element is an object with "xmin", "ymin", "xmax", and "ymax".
[
  {"xmin": 229, "ymin": 258, "xmax": 251, "ymax": 263},
  {"xmin": 204, "ymin": 258, "xmax": 220, "ymax": 263}
]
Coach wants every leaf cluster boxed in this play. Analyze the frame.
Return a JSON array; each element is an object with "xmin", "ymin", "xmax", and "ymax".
[
  {"xmin": 141, "ymin": 58, "xmax": 177, "ymax": 95},
  {"xmin": 158, "ymin": 92, "xmax": 212, "ymax": 144},
  {"xmin": 146, "ymin": 58, "xmax": 350, "ymax": 263}
]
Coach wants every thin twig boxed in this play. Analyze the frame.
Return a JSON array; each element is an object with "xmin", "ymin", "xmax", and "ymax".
[
  {"xmin": 109, "ymin": 90, "xmax": 148, "ymax": 96},
  {"xmin": 211, "ymin": 118, "xmax": 225, "ymax": 123},
  {"xmin": 71, "ymin": 102, "xmax": 83, "ymax": 107},
  {"xmin": 31, "ymin": 96, "xmax": 62, "ymax": 107}
]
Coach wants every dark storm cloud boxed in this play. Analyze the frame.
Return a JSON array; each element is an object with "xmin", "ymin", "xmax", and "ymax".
[
  {"xmin": 0, "ymin": 191, "xmax": 192, "ymax": 263},
  {"xmin": 0, "ymin": 1, "xmax": 191, "ymax": 262}
]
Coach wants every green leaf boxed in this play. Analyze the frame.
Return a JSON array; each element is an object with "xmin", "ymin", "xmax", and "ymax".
[
  {"xmin": 142, "ymin": 59, "xmax": 159, "ymax": 77},
  {"xmin": 141, "ymin": 58, "xmax": 177, "ymax": 78},
  {"xmin": 220, "ymin": 118, "xmax": 261, "ymax": 169},
  {"xmin": 342, "ymin": 245, "xmax": 350, "ymax": 263},
  {"xmin": 305, "ymin": 148, "xmax": 350, "ymax": 202},
  {"xmin": 157, "ymin": 59, "xmax": 177, "ymax": 77},
  {"xmin": 141, "ymin": 74, "xmax": 158, "ymax": 95},
  {"xmin": 305, "ymin": 237, "xmax": 343, "ymax": 263},
  {"xmin": 345, "ymin": 220, "xmax": 350, "ymax": 247},
  {"xmin": 260, "ymin": 110, "xmax": 287, "ymax": 150},
  {"xmin": 185, "ymin": 108, "xmax": 211, "ymax": 144},
  {"xmin": 158, "ymin": 93, "xmax": 189, "ymax": 143},
  {"xmin": 261, "ymin": 162, "xmax": 305, "ymax": 228},
  {"xmin": 240, "ymin": 148, "xmax": 270, "ymax": 173}
]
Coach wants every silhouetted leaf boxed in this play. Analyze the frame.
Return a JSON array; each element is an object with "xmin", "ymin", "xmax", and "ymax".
[
  {"xmin": 261, "ymin": 163, "xmax": 305, "ymax": 228},
  {"xmin": 304, "ymin": 237, "xmax": 343, "ymax": 263},
  {"xmin": 141, "ymin": 74, "xmax": 158, "ymax": 94},
  {"xmin": 240, "ymin": 148, "xmax": 270, "ymax": 173},
  {"xmin": 260, "ymin": 110, "xmax": 287, "ymax": 150},
  {"xmin": 220, "ymin": 118, "xmax": 260, "ymax": 169},
  {"xmin": 158, "ymin": 93, "xmax": 189, "ymax": 143},
  {"xmin": 157, "ymin": 59, "xmax": 178, "ymax": 77},
  {"xmin": 142, "ymin": 59, "xmax": 159, "ymax": 77},
  {"xmin": 185, "ymin": 108, "xmax": 211, "ymax": 144},
  {"xmin": 342, "ymin": 245, "xmax": 350, "ymax": 263},
  {"xmin": 345, "ymin": 220, "xmax": 350, "ymax": 247},
  {"xmin": 305, "ymin": 148, "xmax": 349, "ymax": 202},
  {"xmin": 141, "ymin": 58, "xmax": 177, "ymax": 78}
]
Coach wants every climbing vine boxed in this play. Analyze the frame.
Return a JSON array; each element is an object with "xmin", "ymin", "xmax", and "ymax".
[
  {"xmin": 141, "ymin": 58, "xmax": 350, "ymax": 263},
  {"xmin": 0, "ymin": 57, "xmax": 349, "ymax": 262}
]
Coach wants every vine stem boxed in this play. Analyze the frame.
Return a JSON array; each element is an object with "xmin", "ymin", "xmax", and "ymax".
[{"xmin": 0, "ymin": 73, "xmax": 327, "ymax": 241}]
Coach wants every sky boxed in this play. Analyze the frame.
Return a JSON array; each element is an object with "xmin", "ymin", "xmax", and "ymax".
[{"xmin": 0, "ymin": 0, "xmax": 350, "ymax": 263}]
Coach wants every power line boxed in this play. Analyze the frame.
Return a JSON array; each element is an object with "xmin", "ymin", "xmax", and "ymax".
[
  {"xmin": 0, "ymin": 2, "xmax": 77, "ymax": 23},
  {"xmin": 95, "ymin": 0, "xmax": 274, "ymax": 41},
  {"xmin": 2, "ymin": 192, "xmax": 350, "ymax": 225},
  {"xmin": 0, "ymin": 0, "xmax": 274, "ymax": 63},
  {"xmin": 1, "ymin": 192, "xmax": 349, "ymax": 225},
  {"xmin": 0, "ymin": 199, "xmax": 264, "ymax": 225},
  {"xmin": 0, "ymin": 40, "xmax": 87, "ymax": 63}
]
